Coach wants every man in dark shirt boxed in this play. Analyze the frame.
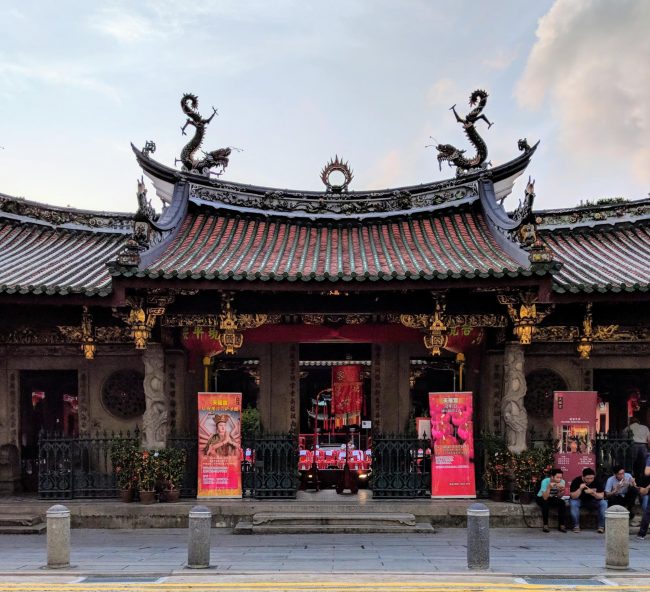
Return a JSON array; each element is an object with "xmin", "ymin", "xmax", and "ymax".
[{"xmin": 569, "ymin": 467, "xmax": 607, "ymax": 533}]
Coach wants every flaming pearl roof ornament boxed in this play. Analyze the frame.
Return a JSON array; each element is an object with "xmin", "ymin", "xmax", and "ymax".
[{"xmin": 320, "ymin": 156, "xmax": 354, "ymax": 194}]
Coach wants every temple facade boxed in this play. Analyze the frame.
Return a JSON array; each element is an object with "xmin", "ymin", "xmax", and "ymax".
[{"xmin": 2, "ymin": 92, "xmax": 650, "ymax": 497}]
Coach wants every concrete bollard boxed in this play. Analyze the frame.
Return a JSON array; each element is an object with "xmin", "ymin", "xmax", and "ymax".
[
  {"xmin": 187, "ymin": 506, "xmax": 212, "ymax": 569},
  {"xmin": 605, "ymin": 505, "xmax": 629, "ymax": 570},
  {"xmin": 46, "ymin": 505, "xmax": 71, "ymax": 569},
  {"xmin": 467, "ymin": 503, "xmax": 490, "ymax": 570}
]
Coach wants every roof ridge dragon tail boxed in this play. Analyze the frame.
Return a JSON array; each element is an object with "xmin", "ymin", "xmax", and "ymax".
[
  {"xmin": 436, "ymin": 89, "xmax": 492, "ymax": 173},
  {"xmin": 179, "ymin": 93, "xmax": 231, "ymax": 176}
]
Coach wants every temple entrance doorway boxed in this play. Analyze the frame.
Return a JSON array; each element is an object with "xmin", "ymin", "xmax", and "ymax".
[
  {"xmin": 19, "ymin": 370, "xmax": 78, "ymax": 492},
  {"xmin": 409, "ymin": 355, "xmax": 460, "ymax": 433},
  {"xmin": 594, "ymin": 369, "xmax": 650, "ymax": 432},
  {"xmin": 298, "ymin": 343, "xmax": 372, "ymax": 495}
]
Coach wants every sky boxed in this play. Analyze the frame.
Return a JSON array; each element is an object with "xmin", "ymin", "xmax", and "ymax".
[{"xmin": 1, "ymin": 0, "xmax": 649, "ymax": 214}]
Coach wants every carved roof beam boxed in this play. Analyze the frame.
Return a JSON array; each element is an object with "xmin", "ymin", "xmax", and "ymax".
[{"xmin": 498, "ymin": 292, "xmax": 554, "ymax": 345}]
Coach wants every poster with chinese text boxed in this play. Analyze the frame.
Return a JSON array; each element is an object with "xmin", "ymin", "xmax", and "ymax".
[
  {"xmin": 553, "ymin": 391, "xmax": 597, "ymax": 483},
  {"xmin": 429, "ymin": 392, "xmax": 476, "ymax": 498},
  {"xmin": 198, "ymin": 392, "xmax": 242, "ymax": 498}
]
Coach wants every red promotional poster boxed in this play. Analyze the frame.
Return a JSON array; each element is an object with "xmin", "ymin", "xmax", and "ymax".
[
  {"xmin": 553, "ymin": 391, "xmax": 597, "ymax": 483},
  {"xmin": 429, "ymin": 392, "xmax": 476, "ymax": 498},
  {"xmin": 197, "ymin": 392, "xmax": 242, "ymax": 498},
  {"xmin": 331, "ymin": 365, "xmax": 363, "ymax": 427}
]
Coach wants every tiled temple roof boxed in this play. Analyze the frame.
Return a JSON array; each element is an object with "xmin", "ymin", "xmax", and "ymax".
[
  {"xmin": 0, "ymin": 194, "xmax": 132, "ymax": 296},
  {"xmin": 119, "ymin": 204, "xmax": 531, "ymax": 282},
  {"xmin": 538, "ymin": 199, "xmax": 650, "ymax": 293}
]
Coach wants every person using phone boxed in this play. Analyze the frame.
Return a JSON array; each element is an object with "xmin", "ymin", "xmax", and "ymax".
[
  {"xmin": 605, "ymin": 465, "xmax": 638, "ymax": 513},
  {"xmin": 569, "ymin": 467, "xmax": 607, "ymax": 533},
  {"xmin": 536, "ymin": 468, "xmax": 567, "ymax": 532}
]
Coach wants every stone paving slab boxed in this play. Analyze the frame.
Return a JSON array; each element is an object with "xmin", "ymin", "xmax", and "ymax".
[{"xmin": 0, "ymin": 527, "xmax": 650, "ymax": 577}]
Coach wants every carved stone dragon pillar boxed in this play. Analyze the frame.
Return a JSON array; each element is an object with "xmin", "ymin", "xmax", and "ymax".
[
  {"xmin": 502, "ymin": 342, "xmax": 528, "ymax": 453},
  {"xmin": 142, "ymin": 344, "xmax": 167, "ymax": 449}
]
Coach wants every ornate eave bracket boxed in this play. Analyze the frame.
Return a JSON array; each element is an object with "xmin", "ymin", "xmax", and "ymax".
[
  {"xmin": 498, "ymin": 292, "xmax": 554, "ymax": 345},
  {"xmin": 400, "ymin": 295, "xmax": 448, "ymax": 356},
  {"xmin": 216, "ymin": 292, "xmax": 267, "ymax": 355},
  {"xmin": 114, "ymin": 291, "xmax": 176, "ymax": 350}
]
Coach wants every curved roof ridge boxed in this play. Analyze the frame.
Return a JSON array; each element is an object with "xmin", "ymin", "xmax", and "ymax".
[
  {"xmin": 0, "ymin": 192, "xmax": 134, "ymax": 234},
  {"xmin": 536, "ymin": 197, "xmax": 650, "ymax": 231}
]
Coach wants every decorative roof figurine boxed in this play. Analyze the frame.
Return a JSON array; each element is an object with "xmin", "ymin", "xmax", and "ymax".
[
  {"xmin": 179, "ymin": 93, "xmax": 231, "ymax": 177},
  {"xmin": 320, "ymin": 156, "xmax": 353, "ymax": 194},
  {"xmin": 436, "ymin": 89, "xmax": 493, "ymax": 175}
]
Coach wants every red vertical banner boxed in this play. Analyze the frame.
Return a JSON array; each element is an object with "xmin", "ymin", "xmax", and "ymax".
[
  {"xmin": 429, "ymin": 392, "xmax": 476, "ymax": 498},
  {"xmin": 553, "ymin": 391, "xmax": 597, "ymax": 483},
  {"xmin": 197, "ymin": 392, "xmax": 242, "ymax": 498},
  {"xmin": 331, "ymin": 365, "xmax": 363, "ymax": 427}
]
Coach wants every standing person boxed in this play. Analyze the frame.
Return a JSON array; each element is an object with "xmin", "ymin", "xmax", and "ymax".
[
  {"xmin": 637, "ymin": 453, "xmax": 650, "ymax": 540},
  {"xmin": 569, "ymin": 467, "xmax": 607, "ymax": 533},
  {"xmin": 604, "ymin": 465, "xmax": 638, "ymax": 513},
  {"xmin": 536, "ymin": 468, "xmax": 567, "ymax": 533},
  {"xmin": 629, "ymin": 417, "xmax": 650, "ymax": 479}
]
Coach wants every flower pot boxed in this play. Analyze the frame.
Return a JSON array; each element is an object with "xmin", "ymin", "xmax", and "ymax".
[
  {"xmin": 488, "ymin": 488, "xmax": 507, "ymax": 502},
  {"xmin": 139, "ymin": 490, "xmax": 157, "ymax": 504},
  {"xmin": 518, "ymin": 490, "xmax": 535, "ymax": 505},
  {"xmin": 119, "ymin": 488, "xmax": 135, "ymax": 503},
  {"xmin": 164, "ymin": 489, "xmax": 181, "ymax": 503}
]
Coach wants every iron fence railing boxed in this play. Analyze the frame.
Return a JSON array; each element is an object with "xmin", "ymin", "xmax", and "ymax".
[
  {"xmin": 370, "ymin": 434, "xmax": 430, "ymax": 499},
  {"xmin": 167, "ymin": 433, "xmax": 198, "ymax": 498},
  {"xmin": 38, "ymin": 430, "xmax": 139, "ymax": 499},
  {"xmin": 242, "ymin": 433, "xmax": 299, "ymax": 499}
]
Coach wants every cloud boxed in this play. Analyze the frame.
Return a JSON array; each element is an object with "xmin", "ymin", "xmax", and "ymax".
[
  {"xmin": 426, "ymin": 78, "xmax": 459, "ymax": 107},
  {"xmin": 89, "ymin": 7, "xmax": 160, "ymax": 44},
  {"xmin": 516, "ymin": 0, "xmax": 650, "ymax": 184},
  {"xmin": 481, "ymin": 47, "xmax": 518, "ymax": 71},
  {"xmin": 0, "ymin": 58, "xmax": 122, "ymax": 103}
]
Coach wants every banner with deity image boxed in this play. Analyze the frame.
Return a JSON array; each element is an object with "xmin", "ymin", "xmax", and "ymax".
[
  {"xmin": 197, "ymin": 392, "xmax": 242, "ymax": 498},
  {"xmin": 429, "ymin": 392, "xmax": 476, "ymax": 498}
]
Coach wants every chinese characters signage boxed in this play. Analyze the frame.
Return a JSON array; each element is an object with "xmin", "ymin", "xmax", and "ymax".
[
  {"xmin": 553, "ymin": 391, "xmax": 597, "ymax": 483},
  {"xmin": 429, "ymin": 392, "xmax": 476, "ymax": 498},
  {"xmin": 197, "ymin": 392, "xmax": 242, "ymax": 498}
]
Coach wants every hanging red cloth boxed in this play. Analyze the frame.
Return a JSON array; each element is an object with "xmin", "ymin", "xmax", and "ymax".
[{"xmin": 332, "ymin": 365, "xmax": 363, "ymax": 427}]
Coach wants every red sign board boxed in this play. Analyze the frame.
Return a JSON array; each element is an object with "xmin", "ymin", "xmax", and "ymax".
[
  {"xmin": 197, "ymin": 392, "xmax": 242, "ymax": 498},
  {"xmin": 553, "ymin": 391, "xmax": 597, "ymax": 483},
  {"xmin": 429, "ymin": 392, "xmax": 476, "ymax": 498}
]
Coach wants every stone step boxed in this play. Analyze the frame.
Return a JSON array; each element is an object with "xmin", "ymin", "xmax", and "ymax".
[
  {"xmin": 234, "ymin": 521, "xmax": 434, "ymax": 535},
  {"xmin": 0, "ymin": 514, "xmax": 44, "ymax": 527},
  {"xmin": 252, "ymin": 512, "xmax": 417, "ymax": 527}
]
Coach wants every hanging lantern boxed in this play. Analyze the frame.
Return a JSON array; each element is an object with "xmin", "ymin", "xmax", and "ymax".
[
  {"xmin": 217, "ymin": 294, "xmax": 244, "ymax": 355},
  {"xmin": 423, "ymin": 299, "xmax": 448, "ymax": 356},
  {"xmin": 80, "ymin": 306, "xmax": 96, "ymax": 360}
]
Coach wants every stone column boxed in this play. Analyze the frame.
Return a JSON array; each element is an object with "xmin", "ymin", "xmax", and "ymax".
[
  {"xmin": 605, "ymin": 505, "xmax": 629, "ymax": 570},
  {"xmin": 142, "ymin": 343, "xmax": 167, "ymax": 449},
  {"xmin": 502, "ymin": 342, "xmax": 527, "ymax": 453}
]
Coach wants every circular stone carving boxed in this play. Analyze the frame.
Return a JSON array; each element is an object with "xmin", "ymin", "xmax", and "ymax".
[
  {"xmin": 525, "ymin": 369, "xmax": 568, "ymax": 417},
  {"xmin": 101, "ymin": 370, "xmax": 146, "ymax": 420}
]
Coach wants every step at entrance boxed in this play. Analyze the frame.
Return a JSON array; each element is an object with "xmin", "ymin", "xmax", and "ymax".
[
  {"xmin": 0, "ymin": 514, "xmax": 46, "ymax": 534},
  {"xmin": 234, "ymin": 511, "xmax": 434, "ymax": 534}
]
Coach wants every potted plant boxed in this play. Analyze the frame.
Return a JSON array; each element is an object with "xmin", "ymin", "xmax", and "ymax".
[
  {"xmin": 110, "ymin": 439, "xmax": 139, "ymax": 502},
  {"xmin": 136, "ymin": 449, "xmax": 160, "ymax": 504},
  {"xmin": 481, "ymin": 433, "xmax": 510, "ymax": 501},
  {"xmin": 510, "ymin": 445, "xmax": 555, "ymax": 504},
  {"xmin": 159, "ymin": 448, "xmax": 187, "ymax": 502}
]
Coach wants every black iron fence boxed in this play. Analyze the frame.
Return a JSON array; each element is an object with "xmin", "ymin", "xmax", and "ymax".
[
  {"xmin": 370, "ymin": 434, "xmax": 430, "ymax": 498},
  {"xmin": 167, "ymin": 433, "xmax": 198, "ymax": 498},
  {"xmin": 242, "ymin": 433, "xmax": 299, "ymax": 499},
  {"xmin": 38, "ymin": 430, "xmax": 139, "ymax": 499}
]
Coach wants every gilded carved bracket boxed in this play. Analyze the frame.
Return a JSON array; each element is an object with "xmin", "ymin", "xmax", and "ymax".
[{"xmin": 497, "ymin": 292, "xmax": 554, "ymax": 345}]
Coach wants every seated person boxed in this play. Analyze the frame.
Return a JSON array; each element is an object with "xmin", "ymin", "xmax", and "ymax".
[
  {"xmin": 638, "ymin": 472, "xmax": 650, "ymax": 515},
  {"xmin": 535, "ymin": 468, "xmax": 567, "ymax": 533},
  {"xmin": 637, "ymin": 453, "xmax": 650, "ymax": 540},
  {"xmin": 569, "ymin": 467, "xmax": 607, "ymax": 533},
  {"xmin": 605, "ymin": 465, "xmax": 638, "ymax": 512}
]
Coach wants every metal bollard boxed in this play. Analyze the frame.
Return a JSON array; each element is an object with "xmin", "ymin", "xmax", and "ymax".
[
  {"xmin": 605, "ymin": 505, "xmax": 629, "ymax": 570},
  {"xmin": 467, "ymin": 503, "xmax": 490, "ymax": 570},
  {"xmin": 46, "ymin": 505, "xmax": 71, "ymax": 569},
  {"xmin": 187, "ymin": 505, "xmax": 212, "ymax": 569}
]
